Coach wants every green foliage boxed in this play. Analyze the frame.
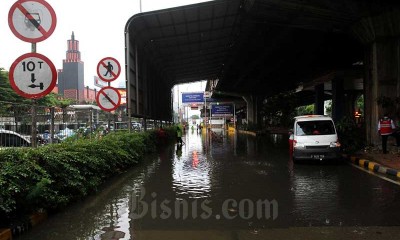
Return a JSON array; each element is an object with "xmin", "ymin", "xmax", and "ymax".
[
  {"xmin": 335, "ymin": 116, "xmax": 365, "ymax": 153},
  {"xmin": 296, "ymin": 104, "xmax": 314, "ymax": 116},
  {"xmin": 0, "ymin": 129, "xmax": 174, "ymax": 217},
  {"xmin": 262, "ymin": 92, "xmax": 298, "ymax": 127},
  {"xmin": 0, "ymin": 68, "xmax": 73, "ymax": 111},
  {"xmin": 325, "ymin": 100, "xmax": 332, "ymax": 116}
]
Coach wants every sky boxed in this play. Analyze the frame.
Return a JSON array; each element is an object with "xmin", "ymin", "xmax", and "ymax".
[{"xmin": 0, "ymin": 0, "xmax": 212, "ymax": 89}]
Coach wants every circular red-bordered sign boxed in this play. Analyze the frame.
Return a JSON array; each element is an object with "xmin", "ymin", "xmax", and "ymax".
[
  {"xmin": 96, "ymin": 86, "xmax": 122, "ymax": 112},
  {"xmin": 8, "ymin": 0, "xmax": 57, "ymax": 43},
  {"xmin": 9, "ymin": 52, "xmax": 57, "ymax": 99},
  {"xmin": 96, "ymin": 57, "xmax": 121, "ymax": 82}
]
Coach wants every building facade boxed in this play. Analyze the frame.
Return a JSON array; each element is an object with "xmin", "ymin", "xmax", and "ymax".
[{"xmin": 58, "ymin": 32, "xmax": 87, "ymax": 102}]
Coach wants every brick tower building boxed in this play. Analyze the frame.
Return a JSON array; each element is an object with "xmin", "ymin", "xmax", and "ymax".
[{"xmin": 58, "ymin": 31, "xmax": 85, "ymax": 102}]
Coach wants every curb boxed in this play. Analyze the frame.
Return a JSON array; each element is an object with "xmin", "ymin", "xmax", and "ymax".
[{"xmin": 343, "ymin": 154, "xmax": 400, "ymax": 179}]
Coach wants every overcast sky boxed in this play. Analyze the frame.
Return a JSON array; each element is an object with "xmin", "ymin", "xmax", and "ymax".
[{"xmin": 0, "ymin": 0, "xmax": 211, "ymax": 89}]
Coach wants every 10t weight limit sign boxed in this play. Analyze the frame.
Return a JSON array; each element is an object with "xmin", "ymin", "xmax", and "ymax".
[{"xmin": 9, "ymin": 53, "xmax": 57, "ymax": 99}]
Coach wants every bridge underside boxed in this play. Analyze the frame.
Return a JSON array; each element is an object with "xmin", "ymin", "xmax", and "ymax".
[{"xmin": 125, "ymin": 0, "xmax": 400, "ymax": 144}]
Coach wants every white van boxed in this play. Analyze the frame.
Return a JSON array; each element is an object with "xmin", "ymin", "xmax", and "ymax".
[{"xmin": 289, "ymin": 115, "xmax": 341, "ymax": 161}]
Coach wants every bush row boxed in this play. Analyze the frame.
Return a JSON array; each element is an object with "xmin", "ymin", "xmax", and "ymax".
[{"xmin": 0, "ymin": 127, "xmax": 176, "ymax": 224}]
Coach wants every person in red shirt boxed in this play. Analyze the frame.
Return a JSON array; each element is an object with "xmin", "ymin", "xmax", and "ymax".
[{"xmin": 378, "ymin": 114, "xmax": 400, "ymax": 154}]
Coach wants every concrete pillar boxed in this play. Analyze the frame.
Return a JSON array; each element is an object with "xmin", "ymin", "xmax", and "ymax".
[
  {"xmin": 243, "ymin": 95, "xmax": 262, "ymax": 127},
  {"xmin": 364, "ymin": 39, "xmax": 400, "ymax": 145},
  {"xmin": 331, "ymin": 76, "xmax": 345, "ymax": 121},
  {"xmin": 352, "ymin": 9, "xmax": 400, "ymax": 145},
  {"xmin": 314, "ymin": 84, "xmax": 324, "ymax": 115}
]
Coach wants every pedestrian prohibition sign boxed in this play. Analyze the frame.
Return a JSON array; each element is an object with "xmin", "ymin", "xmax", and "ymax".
[
  {"xmin": 8, "ymin": 0, "xmax": 57, "ymax": 43},
  {"xmin": 9, "ymin": 52, "xmax": 57, "ymax": 99},
  {"xmin": 96, "ymin": 86, "xmax": 121, "ymax": 112},
  {"xmin": 96, "ymin": 57, "xmax": 121, "ymax": 82}
]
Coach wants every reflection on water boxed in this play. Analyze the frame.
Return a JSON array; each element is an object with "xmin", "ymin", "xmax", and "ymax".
[
  {"xmin": 17, "ymin": 130, "xmax": 400, "ymax": 239},
  {"xmin": 172, "ymin": 132, "xmax": 211, "ymax": 199},
  {"xmin": 290, "ymin": 167, "xmax": 340, "ymax": 226}
]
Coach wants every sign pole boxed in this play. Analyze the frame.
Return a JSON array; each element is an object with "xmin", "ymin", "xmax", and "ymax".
[
  {"xmin": 31, "ymin": 43, "xmax": 37, "ymax": 147},
  {"xmin": 234, "ymin": 103, "xmax": 236, "ymax": 131},
  {"xmin": 209, "ymin": 104, "xmax": 212, "ymax": 129},
  {"xmin": 204, "ymin": 95, "xmax": 207, "ymax": 135},
  {"xmin": 108, "ymin": 82, "xmax": 111, "ymax": 133}
]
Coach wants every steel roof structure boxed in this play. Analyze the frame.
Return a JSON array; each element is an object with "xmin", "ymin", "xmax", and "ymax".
[{"xmin": 125, "ymin": 0, "xmax": 399, "ymax": 120}]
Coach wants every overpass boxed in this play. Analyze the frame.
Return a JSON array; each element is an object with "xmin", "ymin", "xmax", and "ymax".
[{"xmin": 124, "ymin": 0, "xmax": 400, "ymax": 145}]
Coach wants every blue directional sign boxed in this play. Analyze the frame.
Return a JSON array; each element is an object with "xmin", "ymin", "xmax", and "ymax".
[
  {"xmin": 182, "ymin": 92, "xmax": 204, "ymax": 103},
  {"xmin": 211, "ymin": 104, "xmax": 233, "ymax": 116}
]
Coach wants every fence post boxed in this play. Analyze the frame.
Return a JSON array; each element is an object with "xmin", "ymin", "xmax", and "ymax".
[
  {"xmin": 50, "ymin": 107, "xmax": 55, "ymax": 143},
  {"xmin": 31, "ymin": 100, "xmax": 37, "ymax": 147}
]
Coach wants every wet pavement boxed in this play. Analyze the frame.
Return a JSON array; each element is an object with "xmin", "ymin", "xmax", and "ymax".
[{"xmin": 18, "ymin": 130, "xmax": 400, "ymax": 239}]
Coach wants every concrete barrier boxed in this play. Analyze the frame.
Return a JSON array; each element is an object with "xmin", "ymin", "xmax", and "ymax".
[{"xmin": 344, "ymin": 154, "xmax": 400, "ymax": 179}]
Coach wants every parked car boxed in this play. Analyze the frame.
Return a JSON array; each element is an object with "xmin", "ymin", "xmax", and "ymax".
[
  {"xmin": 132, "ymin": 122, "xmax": 142, "ymax": 131},
  {"xmin": 56, "ymin": 128, "xmax": 75, "ymax": 141},
  {"xmin": 289, "ymin": 115, "xmax": 341, "ymax": 162},
  {"xmin": 0, "ymin": 129, "xmax": 31, "ymax": 148}
]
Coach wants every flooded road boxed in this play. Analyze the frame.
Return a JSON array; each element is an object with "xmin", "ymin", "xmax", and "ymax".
[{"xmin": 18, "ymin": 130, "xmax": 400, "ymax": 239}]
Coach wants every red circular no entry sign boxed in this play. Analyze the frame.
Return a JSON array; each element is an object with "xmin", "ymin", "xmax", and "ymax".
[{"xmin": 8, "ymin": 0, "xmax": 57, "ymax": 43}]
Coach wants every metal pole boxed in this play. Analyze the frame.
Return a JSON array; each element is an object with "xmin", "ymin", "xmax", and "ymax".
[
  {"xmin": 209, "ymin": 104, "xmax": 212, "ymax": 129},
  {"xmin": 108, "ymin": 82, "xmax": 111, "ymax": 132},
  {"xmin": 89, "ymin": 108, "xmax": 93, "ymax": 139},
  {"xmin": 234, "ymin": 103, "xmax": 236, "ymax": 131},
  {"xmin": 31, "ymin": 43, "xmax": 37, "ymax": 147},
  {"xmin": 204, "ymin": 94, "xmax": 207, "ymax": 134},
  {"xmin": 186, "ymin": 105, "xmax": 189, "ymax": 125},
  {"xmin": 177, "ymin": 85, "xmax": 180, "ymax": 123},
  {"xmin": 31, "ymin": 100, "xmax": 37, "ymax": 147},
  {"xmin": 125, "ymin": 30, "xmax": 132, "ymax": 133},
  {"xmin": 50, "ymin": 107, "xmax": 55, "ymax": 144}
]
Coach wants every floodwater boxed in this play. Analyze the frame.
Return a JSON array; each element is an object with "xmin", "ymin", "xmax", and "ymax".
[{"xmin": 18, "ymin": 129, "xmax": 400, "ymax": 239}]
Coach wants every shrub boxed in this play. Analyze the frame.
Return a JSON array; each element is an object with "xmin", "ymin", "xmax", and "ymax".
[
  {"xmin": 336, "ymin": 116, "xmax": 365, "ymax": 153},
  {"xmin": 0, "ymin": 127, "xmax": 175, "ymax": 221}
]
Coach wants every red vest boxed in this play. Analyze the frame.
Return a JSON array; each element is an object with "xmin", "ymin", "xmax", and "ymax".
[{"xmin": 379, "ymin": 119, "xmax": 393, "ymax": 135}]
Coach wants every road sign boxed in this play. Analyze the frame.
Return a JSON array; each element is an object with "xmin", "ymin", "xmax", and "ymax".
[
  {"xmin": 211, "ymin": 104, "xmax": 233, "ymax": 117},
  {"xmin": 9, "ymin": 52, "xmax": 57, "ymax": 99},
  {"xmin": 97, "ymin": 57, "xmax": 121, "ymax": 82},
  {"xmin": 96, "ymin": 86, "xmax": 121, "ymax": 112},
  {"xmin": 182, "ymin": 92, "xmax": 204, "ymax": 104},
  {"xmin": 94, "ymin": 76, "xmax": 108, "ymax": 88},
  {"xmin": 204, "ymin": 91, "xmax": 211, "ymax": 98},
  {"xmin": 8, "ymin": 0, "xmax": 57, "ymax": 43}
]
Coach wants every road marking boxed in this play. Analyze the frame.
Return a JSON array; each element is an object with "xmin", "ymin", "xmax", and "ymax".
[{"xmin": 349, "ymin": 163, "xmax": 400, "ymax": 186}]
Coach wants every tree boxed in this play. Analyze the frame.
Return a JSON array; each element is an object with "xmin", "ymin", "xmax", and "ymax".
[
  {"xmin": 261, "ymin": 92, "xmax": 298, "ymax": 127},
  {"xmin": 0, "ymin": 68, "xmax": 29, "ymax": 104},
  {"xmin": 296, "ymin": 104, "xmax": 314, "ymax": 116}
]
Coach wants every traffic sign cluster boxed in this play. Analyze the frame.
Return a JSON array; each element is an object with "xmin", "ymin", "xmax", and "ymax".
[
  {"xmin": 96, "ymin": 57, "xmax": 122, "ymax": 112},
  {"xmin": 8, "ymin": 0, "xmax": 57, "ymax": 99}
]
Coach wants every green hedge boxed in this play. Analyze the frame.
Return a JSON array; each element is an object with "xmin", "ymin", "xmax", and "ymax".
[{"xmin": 0, "ymin": 127, "xmax": 176, "ymax": 220}]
